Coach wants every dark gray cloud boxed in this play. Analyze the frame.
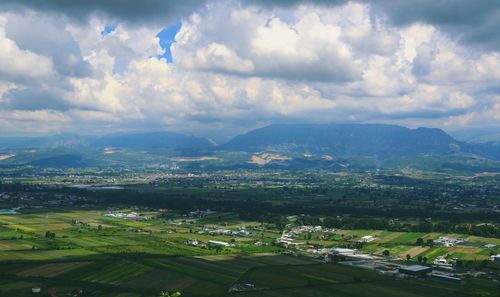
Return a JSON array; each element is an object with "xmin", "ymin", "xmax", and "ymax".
[
  {"xmin": 370, "ymin": 0, "xmax": 500, "ymax": 51},
  {"xmin": 2, "ymin": 0, "xmax": 499, "ymax": 51},
  {"xmin": 2, "ymin": 88, "xmax": 71, "ymax": 111},
  {"xmin": 4, "ymin": 14, "xmax": 92, "ymax": 78},
  {"xmin": 0, "ymin": 0, "xmax": 207, "ymax": 24}
]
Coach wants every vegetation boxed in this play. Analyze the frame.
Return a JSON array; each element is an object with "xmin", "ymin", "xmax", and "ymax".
[{"xmin": 0, "ymin": 168, "xmax": 498, "ymax": 296}]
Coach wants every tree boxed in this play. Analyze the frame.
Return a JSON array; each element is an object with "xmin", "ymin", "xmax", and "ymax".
[
  {"xmin": 97, "ymin": 225, "xmax": 102, "ymax": 231},
  {"xmin": 382, "ymin": 250, "xmax": 390, "ymax": 256},
  {"xmin": 422, "ymin": 257, "xmax": 428, "ymax": 264},
  {"xmin": 416, "ymin": 238, "xmax": 424, "ymax": 246},
  {"xmin": 406, "ymin": 254, "xmax": 411, "ymax": 261},
  {"xmin": 45, "ymin": 231, "xmax": 55, "ymax": 239},
  {"xmin": 426, "ymin": 239, "xmax": 434, "ymax": 247},
  {"xmin": 417, "ymin": 255, "xmax": 423, "ymax": 263},
  {"xmin": 159, "ymin": 291, "xmax": 181, "ymax": 297}
]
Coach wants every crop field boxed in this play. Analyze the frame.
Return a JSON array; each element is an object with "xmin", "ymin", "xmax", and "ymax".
[
  {"xmin": 17, "ymin": 261, "xmax": 92, "ymax": 277},
  {"xmin": 295, "ymin": 229, "xmax": 498, "ymax": 262},
  {"xmin": 64, "ymin": 260, "xmax": 153, "ymax": 285},
  {"xmin": 0, "ymin": 209, "xmax": 499, "ymax": 296}
]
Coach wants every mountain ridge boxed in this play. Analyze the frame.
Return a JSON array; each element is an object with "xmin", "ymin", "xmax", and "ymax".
[
  {"xmin": 0, "ymin": 124, "xmax": 499, "ymax": 161},
  {"xmin": 220, "ymin": 123, "xmax": 468, "ymax": 158}
]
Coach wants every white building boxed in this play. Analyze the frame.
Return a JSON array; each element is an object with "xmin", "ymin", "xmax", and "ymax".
[
  {"xmin": 435, "ymin": 237, "xmax": 467, "ymax": 247},
  {"xmin": 358, "ymin": 235, "xmax": 376, "ymax": 243},
  {"xmin": 237, "ymin": 230, "xmax": 250, "ymax": 237},
  {"xmin": 208, "ymin": 240, "xmax": 230, "ymax": 248},
  {"xmin": 490, "ymin": 254, "xmax": 500, "ymax": 262},
  {"xmin": 186, "ymin": 239, "xmax": 199, "ymax": 246},
  {"xmin": 330, "ymin": 248, "xmax": 357, "ymax": 255}
]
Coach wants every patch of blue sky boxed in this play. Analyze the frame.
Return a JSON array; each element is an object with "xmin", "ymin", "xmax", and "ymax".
[
  {"xmin": 156, "ymin": 21, "xmax": 182, "ymax": 63},
  {"xmin": 101, "ymin": 24, "xmax": 117, "ymax": 36}
]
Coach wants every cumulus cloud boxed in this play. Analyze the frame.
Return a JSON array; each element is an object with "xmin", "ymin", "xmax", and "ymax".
[
  {"xmin": 173, "ymin": 4, "xmax": 364, "ymax": 82},
  {"xmin": 0, "ymin": 0, "xmax": 499, "ymax": 138},
  {"xmin": 4, "ymin": 12, "xmax": 91, "ymax": 78},
  {"xmin": 0, "ymin": 16, "xmax": 54, "ymax": 81}
]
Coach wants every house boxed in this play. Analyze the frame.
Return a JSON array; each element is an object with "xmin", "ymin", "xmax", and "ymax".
[
  {"xmin": 209, "ymin": 229, "xmax": 232, "ymax": 236},
  {"xmin": 398, "ymin": 265, "xmax": 432, "ymax": 276},
  {"xmin": 358, "ymin": 235, "xmax": 376, "ymax": 243},
  {"xmin": 432, "ymin": 256, "xmax": 453, "ymax": 270},
  {"xmin": 430, "ymin": 273, "xmax": 463, "ymax": 285},
  {"xmin": 32, "ymin": 286, "xmax": 41, "ymax": 293},
  {"xmin": 186, "ymin": 239, "xmax": 199, "ymax": 246},
  {"xmin": 435, "ymin": 237, "xmax": 467, "ymax": 247},
  {"xmin": 330, "ymin": 248, "xmax": 356, "ymax": 255},
  {"xmin": 484, "ymin": 244, "xmax": 496, "ymax": 249},
  {"xmin": 228, "ymin": 283, "xmax": 258, "ymax": 292},
  {"xmin": 276, "ymin": 238, "xmax": 293, "ymax": 247},
  {"xmin": 208, "ymin": 240, "xmax": 230, "ymax": 248},
  {"xmin": 104, "ymin": 212, "xmax": 143, "ymax": 220},
  {"xmin": 433, "ymin": 256, "xmax": 448, "ymax": 265},
  {"xmin": 237, "ymin": 230, "xmax": 250, "ymax": 237},
  {"xmin": 490, "ymin": 254, "xmax": 500, "ymax": 262}
]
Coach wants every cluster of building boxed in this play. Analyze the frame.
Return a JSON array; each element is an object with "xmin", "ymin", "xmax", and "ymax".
[
  {"xmin": 208, "ymin": 229, "xmax": 250, "ymax": 237},
  {"xmin": 398, "ymin": 265, "xmax": 464, "ymax": 285},
  {"xmin": 434, "ymin": 236, "xmax": 467, "ymax": 247},
  {"xmin": 104, "ymin": 212, "xmax": 145, "ymax": 220},
  {"xmin": 186, "ymin": 239, "xmax": 233, "ymax": 248},
  {"xmin": 345, "ymin": 260, "xmax": 465, "ymax": 285},
  {"xmin": 276, "ymin": 225, "xmax": 336, "ymax": 248},
  {"xmin": 188, "ymin": 208, "xmax": 217, "ymax": 218},
  {"xmin": 290, "ymin": 225, "xmax": 336, "ymax": 234}
]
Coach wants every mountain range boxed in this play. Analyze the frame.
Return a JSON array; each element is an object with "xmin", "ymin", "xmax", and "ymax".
[
  {"xmin": 221, "ymin": 124, "xmax": 466, "ymax": 158},
  {"xmin": 0, "ymin": 123, "xmax": 499, "ymax": 163}
]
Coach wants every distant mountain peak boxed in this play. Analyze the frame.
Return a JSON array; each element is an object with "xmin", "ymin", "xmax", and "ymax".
[{"xmin": 220, "ymin": 123, "xmax": 463, "ymax": 158}]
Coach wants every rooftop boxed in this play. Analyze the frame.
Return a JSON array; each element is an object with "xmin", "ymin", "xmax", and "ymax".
[{"xmin": 399, "ymin": 265, "xmax": 431, "ymax": 272}]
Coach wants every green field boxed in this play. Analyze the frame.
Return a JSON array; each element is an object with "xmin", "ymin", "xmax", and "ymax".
[{"xmin": 0, "ymin": 210, "xmax": 499, "ymax": 297}]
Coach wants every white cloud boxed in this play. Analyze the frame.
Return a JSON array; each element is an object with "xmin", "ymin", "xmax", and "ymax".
[
  {"xmin": 0, "ymin": 1, "xmax": 499, "ymax": 137},
  {"xmin": 0, "ymin": 16, "xmax": 55, "ymax": 81},
  {"xmin": 181, "ymin": 42, "xmax": 254, "ymax": 74}
]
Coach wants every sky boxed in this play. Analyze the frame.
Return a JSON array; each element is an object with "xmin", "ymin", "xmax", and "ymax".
[{"xmin": 0, "ymin": 0, "xmax": 499, "ymax": 142}]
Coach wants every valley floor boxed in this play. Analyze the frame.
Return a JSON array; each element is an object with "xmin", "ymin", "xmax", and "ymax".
[{"xmin": 0, "ymin": 209, "xmax": 498, "ymax": 297}]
